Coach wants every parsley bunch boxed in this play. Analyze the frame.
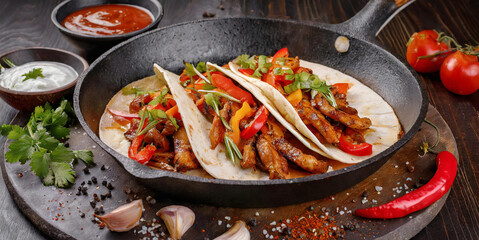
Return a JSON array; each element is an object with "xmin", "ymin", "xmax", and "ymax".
[{"xmin": 0, "ymin": 100, "xmax": 94, "ymax": 188}]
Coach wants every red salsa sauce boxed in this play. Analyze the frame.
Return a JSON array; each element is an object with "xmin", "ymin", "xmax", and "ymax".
[{"xmin": 62, "ymin": 4, "xmax": 153, "ymax": 36}]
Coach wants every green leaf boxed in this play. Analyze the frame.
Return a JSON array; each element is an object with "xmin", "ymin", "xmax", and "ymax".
[
  {"xmin": 234, "ymin": 54, "xmax": 256, "ymax": 70},
  {"xmin": 49, "ymin": 125, "xmax": 70, "ymax": 140},
  {"xmin": 50, "ymin": 162, "xmax": 75, "ymax": 188},
  {"xmin": 148, "ymin": 87, "xmax": 169, "ymax": 106},
  {"xmin": 149, "ymin": 109, "xmax": 168, "ymax": 119},
  {"xmin": 50, "ymin": 145, "xmax": 75, "ymax": 163},
  {"xmin": 184, "ymin": 62, "xmax": 197, "ymax": 77},
  {"xmin": 2, "ymin": 57, "xmax": 16, "ymax": 68},
  {"xmin": 202, "ymin": 83, "xmax": 216, "ymax": 90},
  {"xmin": 198, "ymin": 90, "xmax": 241, "ymax": 103},
  {"xmin": 7, "ymin": 125, "xmax": 25, "ymax": 140},
  {"xmin": 43, "ymin": 169, "xmax": 54, "ymax": 186},
  {"xmin": 74, "ymin": 150, "xmax": 94, "ymax": 166},
  {"xmin": 168, "ymin": 116, "xmax": 179, "ymax": 131},
  {"xmin": 204, "ymin": 93, "xmax": 231, "ymax": 130},
  {"xmin": 5, "ymin": 136, "xmax": 34, "ymax": 164},
  {"xmin": 121, "ymin": 86, "xmax": 152, "ymax": 97},
  {"xmin": 196, "ymin": 62, "xmax": 207, "ymax": 73},
  {"xmin": 0, "ymin": 124, "xmax": 13, "ymax": 136},
  {"xmin": 30, "ymin": 149, "xmax": 50, "ymax": 178},
  {"xmin": 252, "ymin": 55, "xmax": 271, "ymax": 78},
  {"xmin": 36, "ymin": 132, "xmax": 60, "ymax": 151},
  {"xmin": 22, "ymin": 68, "xmax": 44, "ymax": 82}
]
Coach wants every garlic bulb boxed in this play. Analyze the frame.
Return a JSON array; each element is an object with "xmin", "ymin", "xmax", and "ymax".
[
  {"xmin": 157, "ymin": 205, "xmax": 195, "ymax": 240},
  {"xmin": 94, "ymin": 199, "xmax": 143, "ymax": 232},
  {"xmin": 214, "ymin": 221, "xmax": 250, "ymax": 240}
]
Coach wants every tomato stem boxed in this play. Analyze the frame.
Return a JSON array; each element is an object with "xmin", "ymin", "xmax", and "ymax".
[{"xmin": 417, "ymin": 49, "xmax": 457, "ymax": 59}]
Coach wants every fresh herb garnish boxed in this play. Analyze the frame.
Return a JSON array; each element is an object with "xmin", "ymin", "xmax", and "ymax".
[
  {"xmin": 224, "ymin": 135, "xmax": 243, "ymax": 164},
  {"xmin": 252, "ymin": 55, "xmax": 272, "ymax": 78},
  {"xmin": 234, "ymin": 54, "xmax": 256, "ymax": 70},
  {"xmin": 136, "ymin": 108, "xmax": 180, "ymax": 137},
  {"xmin": 283, "ymin": 72, "xmax": 338, "ymax": 108},
  {"xmin": 198, "ymin": 89, "xmax": 241, "ymax": 103},
  {"xmin": 204, "ymin": 93, "xmax": 231, "ymax": 130},
  {"xmin": 22, "ymin": 68, "xmax": 44, "ymax": 82},
  {"xmin": 121, "ymin": 86, "xmax": 154, "ymax": 97},
  {"xmin": 0, "ymin": 100, "xmax": 94, "ymax": 188},
  {"xmin": 2, "ymin": 57, "xmax": 17, "ymax": 68},
  {"xmin": 148, "ymin": 87, "xmax": 169, "ymax": 106}
]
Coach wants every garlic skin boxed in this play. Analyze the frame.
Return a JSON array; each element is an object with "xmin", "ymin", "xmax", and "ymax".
[
  {"xmin": 94, "ymin": 199, "xmax": 143, "ymax": 232},
  {"xmin": 157, "ymin": 205, "xmax": 195, "ymax": 240},
  {"xmin": 214, "ymin": 221, "xmax": 250, "ymax": 240}
]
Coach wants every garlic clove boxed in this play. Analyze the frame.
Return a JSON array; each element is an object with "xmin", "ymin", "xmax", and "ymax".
[
  {"xmin": 94, "ymin": 199, "xmax": 143, "ymax": 232},
  {"xmin": 157, "ymin": 205, "xmax": 195, "ymax": 240},
  {"xmin": 214, "ymin": 221, "xmax": 250, "ymax": 240}
]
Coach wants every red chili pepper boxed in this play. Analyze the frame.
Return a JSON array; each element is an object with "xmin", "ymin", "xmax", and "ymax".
[
  {"xmin": 240, "ymin": 105, "xmax": 269, "ymax": 139},
  {"xmin": 338, "ymin": 132, "xmax": 372, "ymax": 156},
  {"xmin": 238, "ymin": 68, "xmax": 255, "ymax": 76},
  {"xmin": 211, "ymin": 73, "xmax": 255, "ymax": 106},
  {"xmin": 107, "ymin": 108, "xmax": 140, "ymax": 120},
  {"xmin": 355, "ymin": 151, "xmax": 457, "ymax": 219},
  {"xmin": 272, "ymin": 47, "xmax": 289, "ymax": 65}
]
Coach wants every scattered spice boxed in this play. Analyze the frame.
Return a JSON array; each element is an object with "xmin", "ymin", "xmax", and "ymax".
[
  {"xmin": 271, "ymin": 210, "xmax": 343, "ymax": 239},
  {"xmin": 100, "ymin": 165, "xmax": 106, "ymax": 171},
  {"xmin": 83, "ymin": 167, "xmax": 90, "ymax": 174}
]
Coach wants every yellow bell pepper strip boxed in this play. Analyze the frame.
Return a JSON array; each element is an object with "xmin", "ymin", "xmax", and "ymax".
[
  {"xmin": 229, "ymin": 102, "xmax": 254, "ymax": 145},
  {"xmin": 286, "ymin": 89, "xmax": 302, "ymax": 107}
]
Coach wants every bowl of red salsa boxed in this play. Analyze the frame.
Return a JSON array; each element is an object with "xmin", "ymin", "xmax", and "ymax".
[{"xmin": 51, "ymin": 0, "xmax": 163, "ymax": 48}]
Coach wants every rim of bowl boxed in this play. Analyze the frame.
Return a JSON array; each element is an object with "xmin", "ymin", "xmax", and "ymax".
[
  {"xmin": 0, "ymin": 47, "xmax": 89, "ymax": 95},
  {"xmin": 50, "ymin": 0, "xmax": 164, "ymax": 40}
]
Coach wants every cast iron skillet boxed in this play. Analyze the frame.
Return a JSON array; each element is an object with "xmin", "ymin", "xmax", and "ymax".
[{"xmin": 74, "ymin": 0, "xmax": 428, "ymax": 207}]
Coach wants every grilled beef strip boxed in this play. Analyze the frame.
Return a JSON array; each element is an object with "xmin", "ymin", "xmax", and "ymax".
[
  {"xmin": 124, "ymin": 118, "xmax": 140, "ymax": 141},
  {"xmin": 129, "ymin": 94, "xmax": 150, "ymax": 113},
  {"xmin": 272, "ymin": 138, "xmax": 329, "ymax": 173},
  {"xmin": 149, "ymin": 152, "xmax": 176, "ymax": 172},
  {"xmin": 241, "ymin": 134, "xmax": 258, "ymax": 169},
  {"xmin": 173, "ymin": 127, "xmax": 199, "ymax": 172},
  {"xmin": 256, "ymin": 132, "xmax": 289, "ymax": 179},
  {"xmin": 144, "ymin": 128, "xmax": 170, "ymax": 152},
  {"xmin": 160, "ymin": 119, "xmax": 177, "ymax": 136},
  {"xmin": 296, "ymin": 100, "xmax": 339, "ymax": 144},
  {"xmin": 311, "ymin": 95, "xmax": 371, "ymax": 130}
]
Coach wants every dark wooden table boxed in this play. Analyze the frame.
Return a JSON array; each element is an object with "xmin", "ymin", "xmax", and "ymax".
[{"xmin": 0, "ymin": 0, "xmax": 478, "ymax": 239}]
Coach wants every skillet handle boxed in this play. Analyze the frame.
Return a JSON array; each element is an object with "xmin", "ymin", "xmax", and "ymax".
[{"xmin": 333, "ymin": 0, "xmax": 415, "ymax": 42}]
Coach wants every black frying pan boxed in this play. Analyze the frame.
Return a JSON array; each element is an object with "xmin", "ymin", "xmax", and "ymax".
[{"xmin": 74, "ymin": 0, "xmax": 428, "ymax": 207}]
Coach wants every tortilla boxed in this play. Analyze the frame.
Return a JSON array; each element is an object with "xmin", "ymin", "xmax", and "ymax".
[
  {"xmin": 153, "ymin": 64, "xmax": 269, "ymax": 180},
  {"xmin": 229, "ymin": 59, "xmax": 401, "ymax": 164}
]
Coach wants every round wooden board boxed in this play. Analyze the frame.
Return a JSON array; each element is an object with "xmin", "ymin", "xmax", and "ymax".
[{"xmin": 1, "ymin": 104, "xmax": 457, "ymax": 240}]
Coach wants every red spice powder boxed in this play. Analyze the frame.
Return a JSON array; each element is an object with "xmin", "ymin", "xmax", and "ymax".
[{"xmin": 281, "ymin": 211, "xmax": 344, "ymax": 239}]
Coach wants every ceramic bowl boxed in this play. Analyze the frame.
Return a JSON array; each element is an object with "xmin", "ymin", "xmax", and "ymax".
[
  {"xmin": 0, "ymin": 47, "xmax": 88, "ymax": 111},
  {"xmin": 51, "ymin": 0, "xmax": 163, "ymax": 51}
]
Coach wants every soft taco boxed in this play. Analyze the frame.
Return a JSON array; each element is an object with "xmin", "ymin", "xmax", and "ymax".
[
  {"xmin": 228, "ymin": 48, "xmax": 402, "ymax": 164},
  {"xmin": 156, "ymin": 61, "xmax": 332, "ymax": 179}
]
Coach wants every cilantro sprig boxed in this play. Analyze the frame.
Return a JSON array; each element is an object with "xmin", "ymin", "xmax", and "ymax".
[
  {"xmin": 0, "ymin": 100, "xmax": 94, "ymax": 188},
  {"xmin": 22, "ymin": 68, "xmax": 44, "ymax": 82},
  {"xmin": 283, "ymin": 72, "xmax": 338, "ymax": 108},
  {"xmin": 204, "ymin": 93, "xmax": 231, "ymax": 131}
]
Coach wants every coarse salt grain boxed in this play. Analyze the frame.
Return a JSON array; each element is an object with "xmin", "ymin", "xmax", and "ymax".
[
  {"xmin": 271, "ymin": 210, "xmax": 275, "ymax": 214},
  {"xmin": 339, "ymin": 211, "xmax": 345, "ymax": 215},
  {"xmin": 255, "ymin": 212, "xmax": 260, "ymax": 216},
  {"xmin": 225, "ymin": 216, "xmax": 231, "ymax": 220},
  {"xmin": 263, "ymin": 229, "xmax": 268, "ymax": 235},
  {"xmin": 226, "ymin": 224, "xmax": 231, "ymax": 228},
  {"xmin": 270, "ymin": 221, "xmax": 276, "ymax": 226},
  {"xmin": 218, "ymin": 220, "xmax": 222, "ymax": 225},
  {"xmin": 406, "ymin": 177, "xmax": 412, "ymax": 181},
  {"xmin": 375, "ymin": 186, "xmax": 383, "ymax": 192}
]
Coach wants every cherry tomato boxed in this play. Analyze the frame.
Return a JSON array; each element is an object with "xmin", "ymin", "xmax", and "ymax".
[
  {"xmin": 406, "ymin": 30, "xmax": 450, "ymax": 73},
  {"xmin": 440, "ymin": 51, "xmax": 479, "ymax": 95}
]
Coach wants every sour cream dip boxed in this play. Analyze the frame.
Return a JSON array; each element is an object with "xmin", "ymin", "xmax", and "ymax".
[{"xmin": 0, "ymin": 61, "xmax": 78, "ymax": 92}]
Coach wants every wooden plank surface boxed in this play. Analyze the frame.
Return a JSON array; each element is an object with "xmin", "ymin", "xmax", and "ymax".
[{"xmin": 0, "ymin": 0, "xmax": 478, "ymax": 239}]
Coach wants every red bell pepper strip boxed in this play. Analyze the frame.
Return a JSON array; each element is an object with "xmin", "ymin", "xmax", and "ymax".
[
  {"xmin": 333, "ymin": 83, "xmax": 350, "ymax": 95},
  {"xmin": 271, "ymin": 47, "xmax": 289, "ymax": 65},
  {"xmin": 338, "ymin": 132, "xmax": 372, "ymax": 156},
  {"xmin": 128, "ymin": 134, "xmax": 157, "ymax": 165},
  {"xmin": 211, "ymin": 73, "xmax": 255, "ymax": 106},
  {"xmin": 355, "ymin": 151, "xmax": 457, "ymax": 219},
  {"xmin": 240, "ymin": 105, "xmax": 269, "ymax": 140},
  {"xmin": 107, "ymin": 108, "xmax": 140, "ymax": 120},
  {"xmin": 238, "ymin": 68, "xmax": 255, "ymax": 76}
]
